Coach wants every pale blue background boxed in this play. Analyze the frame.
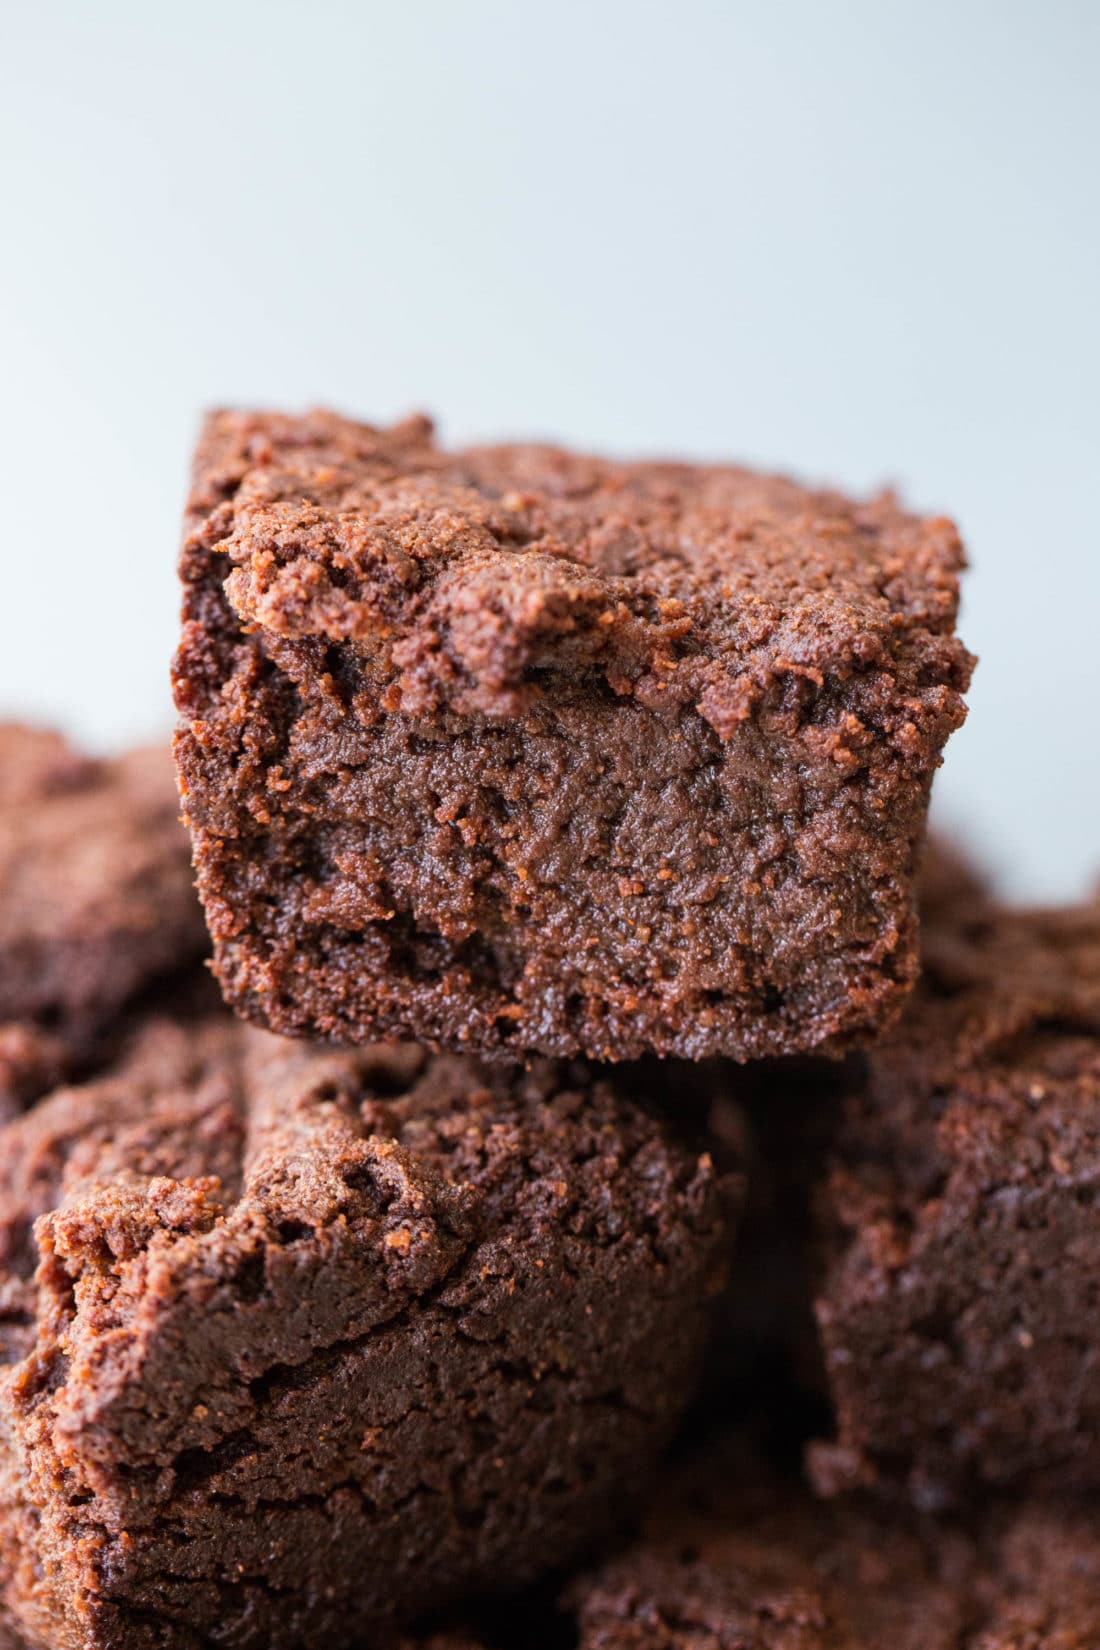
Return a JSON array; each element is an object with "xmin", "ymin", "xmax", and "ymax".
[{"xmin": 1, "ymin": 1, "xmax": 1097, "ymax": 897}]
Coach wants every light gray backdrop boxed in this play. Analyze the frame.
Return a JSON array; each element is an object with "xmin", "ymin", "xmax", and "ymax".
[{"xmin": 2, "ymin": 1, "xmax": 1096, "ymax": 897}]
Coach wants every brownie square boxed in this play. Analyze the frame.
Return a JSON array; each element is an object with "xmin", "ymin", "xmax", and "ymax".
[
  {"xmin": 174, "ymin": 409, "xmax": 971, "ymax": 1061},
  {"xmin": 0, "ymin": 727, "xmax": 208, "ymax": 1114},
  {"xmin": 565, "ymin": 1428, "xmax": 1100, "ymax": 1650},
  {"xmin": 809, "ymin": 895, "xmax": 1100, "ymax": 1506},
  {"xmin": 0, "ymin": 1010, "xmax": 732, "ymax": 1650}
]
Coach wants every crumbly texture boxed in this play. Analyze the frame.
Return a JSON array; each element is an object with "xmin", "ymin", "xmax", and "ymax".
[
  {"xmin": 0, "ymin": 727, "xmax": 208, "ymax": 1112},
  {"xmin": 0, "ymin": 1014, "xmax": 732, "ymax": 1650},
  {"xmin": 566, "ymin": 1431, "xmax": 1100, "ymax": 1649},
  {"xmin": 810, "ymin": 896, "xmax": 1100, "ymax": 1506},
  {"xmin": 174, "ymin": 409, "xmax": 971, "ymax": 1062}
]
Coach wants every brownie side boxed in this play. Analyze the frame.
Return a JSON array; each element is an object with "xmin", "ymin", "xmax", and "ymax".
[
  {"xmin": 565, "ymin": 1431, "xmax": 1100, "ymax": 1649},
  {"xmin": 809, "ymin": 897, "xmax": 1100, "ymax": 1506},
  {"xmin": 0, "ymin": 727, "xmax": 208, "ymax": 1111},
  {"xmin": 174, "ymin": 409, "xmax": 971, "ymax": 1062},
  {"xmin": 0, "ymin": 1017, "xmax": 732, "ymax": 1650}
]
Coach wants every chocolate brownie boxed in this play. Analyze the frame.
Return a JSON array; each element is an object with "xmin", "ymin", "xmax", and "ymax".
[
  {"xmin": 0, "ymin": 1013, "xmax": 733, "ymax": 1649},
  {"xmin": 705, "ymin": 838, "xmax": 995, "ymax": 1407},
  {"xmin": 0, "ymin": 726, "xmax": 208, "ymax": 1112},
  {"xmin": 915, "ymin": 834, "xmax": 991, "ymax": 926},
  {"xmin": 566, "ymin": 1431, "xmax": 1100, "ymax": 1648},
  {"xmin": 809, "ymin": 895, "xmax": 1100, "ymax": 1506},
  {"xmin": 173, "ymin": 409, "xmax": 971, "ymax": 1062}
]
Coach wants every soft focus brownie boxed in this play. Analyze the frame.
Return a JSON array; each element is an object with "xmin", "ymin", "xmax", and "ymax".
[
  {"xmin": 0, "ymin": 1624, "xmax": 500, "ymax": 1650},
  {"xmin": 0, "ymin": 726, "xmax": 207, "ymax": 1114},
  {"xmin": 810, "ymin": 895, "xmax": 1100, "ymax": 1506},
  {"xmin": 174, "ymin": 409, "xmax": 971, "ymax": 1062},
  {"xmin": 0, "ymin": 1013, "xmax": 733, "ymax": 1650},
  {"xmin": 0, "ymin": 1617, "xmax": 489, "ymax": 1650},
  {"xmin": 915, "ymin": 833, "xmax": 991, "ymax": 925},
  {"xmin": 701, "ymin": 836, "xmax": 994, "ymax": 1411},
  {"xmin": 566, "ymin": 1431, "xmax": 1100, "ymax": 1649}
]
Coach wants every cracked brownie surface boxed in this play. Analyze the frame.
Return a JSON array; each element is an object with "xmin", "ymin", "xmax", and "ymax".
[
  {"xmin": 0, "ymin": 727, "xmax": 207, "ymax": 1115},
  {"xmin": 810, "ymin": 895, "xmax": 1100, "ymax": 1505},
  {"xmin": 566, "ymin": 1430, "xmax": 1100, "ymax": 1649},
  {"xmin": 0, "ymin": 1012, "xmax": 732, "ymax": 1649},
  {"xmin": 174, "ymin": 409, "xmax": 971, "ymax": 1063}
]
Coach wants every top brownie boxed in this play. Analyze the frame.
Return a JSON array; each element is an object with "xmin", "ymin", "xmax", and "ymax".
[{"xmin": 174, "ymin": 409, "xmax": 971, "ymax": 1061}]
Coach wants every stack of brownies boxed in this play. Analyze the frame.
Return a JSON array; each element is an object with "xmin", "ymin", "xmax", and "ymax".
[{"xmin": 1, "ymin": 408, "xmax": 1098, "ymax": 1649}]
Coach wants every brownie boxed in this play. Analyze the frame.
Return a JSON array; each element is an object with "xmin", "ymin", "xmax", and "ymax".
[
  {"xmin": 809, "ymin": 894, "xmax": 1100, "ymax": 1506},
  {"xmin": 914, "ymin": 834, "xmax": 991, "ymax": 926},
  {"xmin": 0, "ymin": 1012, "xmax": 733, "ymax": 1649},
  {"xmin": 703, "ymin": 837, "xmax": 995, "ymax": 1407},
  {"xmin": 173, "ymin": 409, "xmax": 971, "ymax": 1062},
  {"xmin": 565, "ymin": 1431, "xmax": 1100, "ymax": 1648},
  {"xmin": 0, "ymin": 1624, "xmax": 491, "ymax": 1650},
  {"xmin": 0, "ymin": 726, "xmax": 208, "ymax": 1113},
  {"xmin": 0, "ymin": 1617, "xmax": 489, "ymax": 1650}
]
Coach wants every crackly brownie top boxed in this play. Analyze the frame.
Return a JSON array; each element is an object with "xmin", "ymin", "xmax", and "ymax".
[
  {"xmin": 0, "ymin": 727, "xmax": 207, "ymax": 1042},
  {"xmin": 0, "ymin": 1014, "xmax": 725, "ymax": 1465},
  {"xmin": 179, "ymin": 408, "xmax": 970, "ymax": 728},
  {"xmin": 825, "ymin": 897, "xmax": 1100, "ymax": 1229},
  {"xmin": 567, "ymin": 1433, "xmax": 1100, "ymax": 1648}
]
